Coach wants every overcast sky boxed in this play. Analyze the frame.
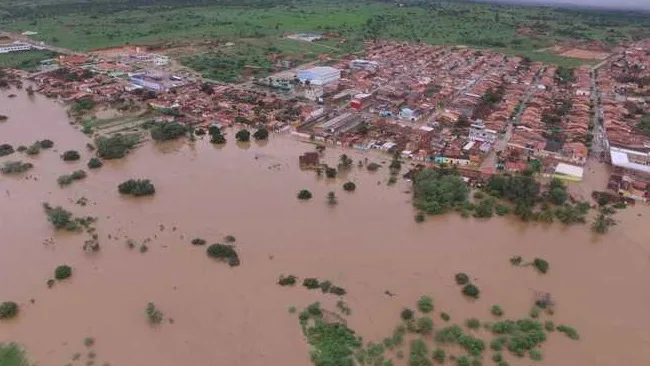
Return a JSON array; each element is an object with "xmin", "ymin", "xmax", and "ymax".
[{"xmin": 479, "ymin": 0, "xmax": 650, "ymax": 10}]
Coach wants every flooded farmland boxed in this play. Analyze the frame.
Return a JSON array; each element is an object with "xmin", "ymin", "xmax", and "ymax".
[{"xmin": 1, "ymin": 88, "xmax": 650, "ymax": 366}]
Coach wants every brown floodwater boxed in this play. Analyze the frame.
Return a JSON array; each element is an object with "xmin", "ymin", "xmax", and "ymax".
[{"xmin": 1, "ymin": 88, "xmax": 650, "ymax": 366}]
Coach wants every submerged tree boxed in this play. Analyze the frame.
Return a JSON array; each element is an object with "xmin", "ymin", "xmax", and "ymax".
[{"xmin": 327, "ymin": 191, "xmax": 337, "ymax": 205}]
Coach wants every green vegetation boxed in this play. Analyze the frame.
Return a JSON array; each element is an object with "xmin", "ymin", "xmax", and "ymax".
[
  {"xmin": 465, "ymin": 318, "xmax": 481, "ymax": 330},
  {"xmin": 414, "ymin": 212, "xmax": 426, "ymax": 223},
  {"xmin": 95, "ymin": 133, "xmax": 139, "ymax": 159},
  {"xmin": 0, "ymin": 343, "xmax": 30, "ymax": 366},
  {"xmin": 462, "ymin": 284, "xmax": 480, "ymax": 299},
  {"xmin": 297, "ymin": 302, "xmax": 361, "ymax": 366},
  {"xmin": 440, "ymin": 312, "xmax": 450, "ymax": 322},
  {"xmin": 413, "ymin": 169, "xmax": 469, "ymax": 215},
  {"xmin": 150, "ymin": 122, "xmax": 188, "ymax": 142},
  {"xmin": 71, "ymin": 99, "xmax": 96, "ymax": 115},
  {"xmin": 325, "ymin": 167, "xmax": 337, "ymax": 179},
  {"xmin": 408, "ymin": 339, "xmax": 430, "ymax": 366},
  {"xmin": 61, "ymin": 150, "xmax": 81, "ymax": 161},
  {"xmin": 118, "ymin": 179, "xmax": 155, "ymax": 196},
  {"xmin": 432, "ymin": 349, "xmax": 445, "ymax": 363},
  {"xmin": 25, "ymin": 143, "xmax": 41, "ymax": 156},
  {"xmin": 592, "ymin": 213, "xmax": 617, "ymax": 234},
  {"xmin": 529, "ymin": 349, "xmax": 543, "ymax": 361},
  {"xmin": 58, "ymin": 170, "xmax": 87, "ymax": 186},
  {"xmin": 342, "ymin": 181, "xmax": 356, "ymax": 192},
  {"xmin": 416, "ymin": 317, "xmax": 434, "ymax": 334},
  {"xmin": 401, "ymin": 308, "xmax": 414, "ymax": 321},
  {"xmin": 145, "ymin": 302, "xmax": 163, "ymax": 324},
  {"xmin": 54, "ymin": 265, "xmax": 73, "ymax": 280},
  {"xmin": 39, "ymin": 139, "xmax": 54, "ymax": 149},
  {"xmin": 509, "ymin": 256, "xmax": 522, "ymax": 266},
  {"xmin": 0, "ymin": 50, "xmax": 58, "ymax": 71},
  {"xmin": 235, "ymin": 129, "xmax": 251, "ymax": 142},
  {"xmin": 1, "ymin": 161, "xmax": 33, "ymax": 174},
  {"xmin": 87, "ymin": 157, "xmax": 103, "ymax": 169},
  {"xmin": 0, "ymin": 144, "xmax": 14, "ymax": 157},
  {"xmin": 533, "ymin": 258, "xmax": 549, "ymax": 274},
  {"xmin": 491, "ymin": 305, "xmax": 504, "ymax": 317},
  {"xmin": 417, "ymin": 296, "xmax": 433, "ymax": 313},
  {"xmin": 0, "ymin": 302, "xmax": 19, "ymax": 319},
  {"xmin": 297, "ymin": 189, "xmax": 313, "ymax": 200},
  {"xmin": 455, "ymin": 273, "xmax": 470, "ymax": 286},
  {"xmin": 191, "ymin": 238, "xmax": 206, "ymax": 246},
  {"xmin": 253, "ymin": 128, "xmax": 269, "ymax": 141},
  {"xmin": 206, "ymin": 243, "xmax": 240, "ymax": 267},
  {"xmin": 278, "ymin": 275, "xmax": 297, "ymax": 286},
  {"xmin": 42, "ymin": 203, "xmax": 77, "ymax": 231},
  {"xmin": 84, "ymin": 337, "xmax": 95, "ymax": 347},
  {"xmin": 556, "ymin": 325, "xmax": 580, "ymax": 340}
]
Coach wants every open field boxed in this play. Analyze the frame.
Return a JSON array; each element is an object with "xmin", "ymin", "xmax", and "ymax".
[
  {"xmin": 0, "ymin": 50, "xmax": 58, "ymax": 71},
  {"xmin": 1, "ymin": 1, "xmax": 650, "ymax": 68}
]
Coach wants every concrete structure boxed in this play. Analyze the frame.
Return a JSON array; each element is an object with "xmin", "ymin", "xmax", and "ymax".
[
  {"xmin": 297, "ymin": 66, "xmax": 340, "ymax": 85},
  {"xmin": 0, "ymin": 41, "xmax": 34, "ymax": 53},
  {"xmin": 399, "ymin": 107, "xmax": 418, "ymax": 121},
  {"xmin": 469, "ymin": 121, "xmax": 498, "ymax": 143},
  {"xmin": 349, "ymin": 59, "xmax": 379, "ymax": 71},
  {"xmin": 553, "ymin": 163, "xmax": 584, "ymax": 181},
  {"xmin": 286, "ymin": 33, "xmax": 323, "ymax": 42},
  {"xmin": 129, "ymin": 70, "xmax": 187, "ymax": 92},
  {"xmin": 610, "ymin": 146, "xmax": 650, "ymax": 178}
]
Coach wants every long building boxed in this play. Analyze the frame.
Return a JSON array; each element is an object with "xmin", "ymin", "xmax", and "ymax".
[
  {"xmin": 0, "ymin": 41, "xmax": 34, "ymax": 54},
  {"xmin": 297, "ymin": 66, "xmax": 341, "ymax": 85}
]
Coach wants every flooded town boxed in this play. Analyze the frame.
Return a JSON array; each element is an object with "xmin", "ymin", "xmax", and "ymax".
[{"xmin": 2, "ymin": 6, "xmax": 650, "ymax": 366}]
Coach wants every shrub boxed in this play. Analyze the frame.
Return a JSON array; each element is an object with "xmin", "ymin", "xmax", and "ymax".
[
  {"xmin": 83, "ymin": 337, "xmax": 95, "ymax": 347},
  {"xmin": 191, "ymin": 238, "xmax": 206, "ymax": 246},
  {"xmin": 278, "ymin": 275, "xmax": 297, "ymax": 286},
  {"xmin": 556, "ymin": 325, "xmax": 579, "ymax": 340},
  {"xmin": 210, "ymin": 133, "xmax": 226, "ymax": 144},
  {"xmin": 529, "ymin": 306, "xmax": 540, "ymax": 318},
  {"xmin": 400, "ymin": 308, "xmax": 414, "ymax": 321},
  {"xmin": 455, "ymin": 273, "xmax": 470, "ymax": 285},
  {"xmin": 491, "ymin": 305, "xmax": 504, "ymax": 317},
  {"xmin": 465, "ymin": 318, "xmax": 481, "ymax": 329},
  {"xmin": 206, "ymin": 244, "xmax": 240, "ymax": 267},
  {"xmin": 432, "ymin": 349, "xmax": 445, "ymax": 363},
  {"xmin": 61, "ymin": 150, "xmax": 80, "ymax": 161},
  {"xmin": 195, "ymin": 128, "xmax": 206, "ymax": 136},
  {"xmin": 456, "ymin": 355, "xmax": 471, "ymax": 366},
  {"xmin": 303, "ymin": 278, "xmax": 320, "ymax": 289},
  {"xmin": 25, "ymin": 143, "xmax": 40, "ymax": 155},
  {"xmin": 319, "ymin": 280, "xmax": 332, "ymax": 293},
  {"xmin": 544, "ymin": 321, "xmax": 555, "ymax": 332},
  {"xmin": 343, "ymin": 181, "xmax": 356, "ymax": 191},
  {"xmin": 1, "ymin": 161, "xmax": 33, "ymax": 174},
  {"xmin": 415, "ymin": 212, "xmax": 425, "ymax": 223},
  {"xmin": 462, "ymin": 284, "xmax": 480, "ymax": 299},
  {"xmin": 54, "ymin": 265, "xmax": 72, "ymax": 280},
  {"xmin": 408, "ymin": 339, "xmax": 430, "ymax": 366},
  {"xmin": 533, "ymin": 258, "xmax": 549, "ymax": 274},
  {"xmin": 325, "ymin": 167, "xmax": 337, "ymax": 178},
  {"xmin": 0, "ymin": 143, "xmax": 14, "ymax": 157},
  {"xmin": 118, "ymin": 179, "xmax": 155, "ymax": 196},
  {"xmin": 529, "ymin": 349, "xmax": 542, "ymax": 361},
  {"xmin": 95, "ymin": 133, "xmax": 139, "ymax": 159},
  {"xmin": 71, "ymin": 170, "xmax": 86, "ymax": 180},
  {"xmin": 329, "ymin": 286, "xmax": 346, "ymax": 296},
  {"xmin": 145, "ymin": 302, "xmax": 163, "ymax": 324},
  {"xmin": 440, "ymin": 312, "xmax": 450, "ymax": 321},
  {"xmin": 417, "ymin": 296, "xmax": 434, "ymax": 313},
  {"xmin": 297, "ymin": 189, "xmax": 312, "ymax": 200},
  {"xmin": 43, "ymin": 204, "xmax": 75, "ymax": 230},
  {"xmin": 150, "ymin": 122, "xmax": 188, "ymax": 141},
  {"xmin": 139, "ymin": 244, "xmax": 148, "ymax": 253},
  {"xmin": 47, "ymin": 279, "xmax": 55, "ymax": 288},
  {"xmin": 235, "ymin": 129, "xmax": 250, "ymax": 142},
  {"xmin": 495, "ymin": 204, "xmax": 510, "ymax": 216},
  {"xmin": 492, "ymin": 353, "xmax": 502, "ymax": 362},
  {"xmin": 16, "ymin": 145, "xmax": 27, "ymax": 152},
  {"xmin": 253, "ymin": 128, "xmax": 269, "ymax": 140},
  {"xmin": 224, "ymin": 235, "xmax": 236, "ymax": 243},
  {"xmin": 39, "ymin": 139, "xmax": 54, "ymax": 149},
  {"xmin": 509, "ymin": 256, "xmax": 522, "ymax": 266},
  {"xmin": 58, "ymin": 174, "xmax": 74, "ymax": 186},
  {"xmin": 0, "ymin": 301, "xmax": 19, "ymax": 319},
  {"xmin": 367, "ymin": 162, "xmax": 381, "ymax": 171},
  {"xmin": 87, "ymin": 157, "xmax": 103, "ymax": 169},
  {"xmin": 473, "ymin": 191, "xmax": 485, "ymax": 199},
  {"xmin": 416, "ymin": 317, "xmax": 434, "ymax": 334}
]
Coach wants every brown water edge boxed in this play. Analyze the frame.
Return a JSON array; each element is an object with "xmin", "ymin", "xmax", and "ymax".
[{"xmin": 1, "ymin": 88, "xmax": 650, "ymax": 366}]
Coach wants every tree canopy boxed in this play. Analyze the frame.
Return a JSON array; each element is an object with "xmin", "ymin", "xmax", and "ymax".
[{"xmin": 413, "ymin": 169, "xmax": 469, "ymax": 215}]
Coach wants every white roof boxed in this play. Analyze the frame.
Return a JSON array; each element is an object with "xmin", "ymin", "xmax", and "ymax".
[
  {"xmin": 555, "ymin": 163, "xmax": 584, "ymax": 178},
  {"xmin": 419, "ymin": 126, "xmax": 434, "ymax": 132},
  {"xmin": 610, "ymin": 148, "xmax": 650, "ymax": 173}
]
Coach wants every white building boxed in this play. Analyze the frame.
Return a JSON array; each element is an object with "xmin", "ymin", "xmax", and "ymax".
[
  {"xmin": 468, "ymin": 122, "xmax": 498, "ymax": 143},
  {"xmin": 297, "ymin": 66, "xmax": 341, "ymax": 85},
  {"xmin": 154, "ymin": 55, "xmax": 170, "ymax": 66},
  {"xmin": 0, "ymin": 41, "xmax": 34, "ymax": 54},
  {"xmin": 349, "ymin": 59, "xmax": 379, "ymax": 71}
]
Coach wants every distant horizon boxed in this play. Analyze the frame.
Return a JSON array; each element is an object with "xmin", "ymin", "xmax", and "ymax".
[{"xmin": 469, "ymin": 0, "xmax": 650, "ymax": 11}]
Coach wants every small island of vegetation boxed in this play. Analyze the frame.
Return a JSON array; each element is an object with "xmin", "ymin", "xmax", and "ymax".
[{"xmin": 118, "ymin": 179, "xmax": 156, "ymax": 196}]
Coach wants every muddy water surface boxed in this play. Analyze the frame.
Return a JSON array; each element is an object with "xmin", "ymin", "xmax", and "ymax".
[{"xmin": 1, "ymin": 89, "xmax": 650, "ymax": 366}]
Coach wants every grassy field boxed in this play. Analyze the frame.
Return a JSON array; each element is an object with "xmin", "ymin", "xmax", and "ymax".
[
  {"xmin": 0, "ymin": 50, "xmax": 58, "ymax": 71},
  {"xmin": 2, "ymin": 1, "xmax": 650, "ymax": 52}
]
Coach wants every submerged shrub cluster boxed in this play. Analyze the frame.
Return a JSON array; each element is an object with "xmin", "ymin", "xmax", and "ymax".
[
  {"xmin": 57, "ymin": 170, "xmax": 87, "ymax": 186},
  {"xmin": 206, "ymin": 243, "xmax": 240, "ymax": 267},
  {"xmin": 301, "ymin": 277, "xmax": 346, "ymax": 296},
  {"xmin": 1, "ymin": 161, "xmax": 33, "ymax": 174},
  {"xmin": 0, "ymin": 302, "xmax": 19, "ymax": 319},
  {"xmin": 118, "ymin": 179, "xmax": 155, "ymax": 196}
]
